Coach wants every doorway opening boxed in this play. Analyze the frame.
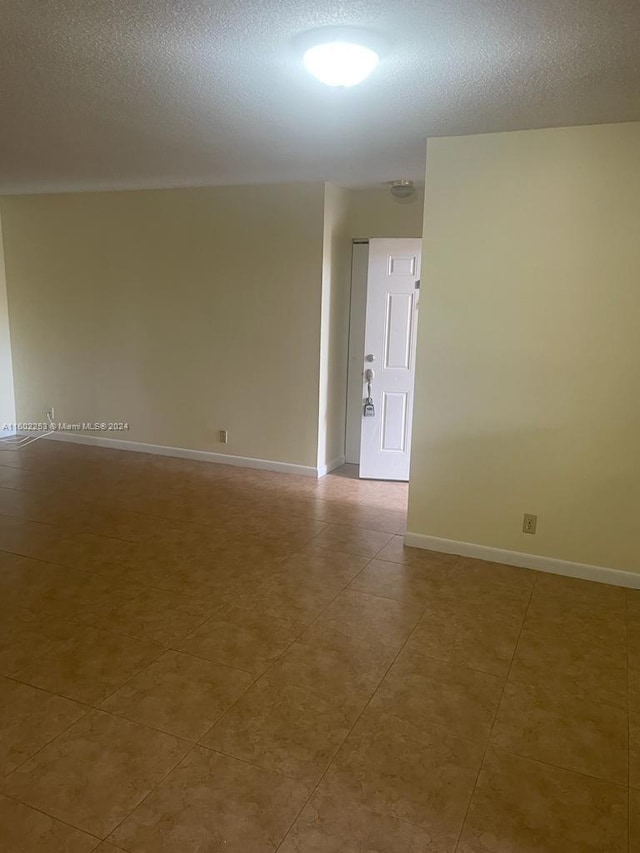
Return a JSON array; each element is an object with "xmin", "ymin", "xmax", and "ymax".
[{"xmin": 344, "ymin": 238, "xmax": 422, "ymax": 481}]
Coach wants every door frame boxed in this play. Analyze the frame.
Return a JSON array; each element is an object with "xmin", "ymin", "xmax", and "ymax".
[
  {"xmin": 344, "ymin": 238, "xmax": 422, "ymax": 478},
  {"xmin": 344, "ymin": 241, "xmax": 369, "ymax": 464}
]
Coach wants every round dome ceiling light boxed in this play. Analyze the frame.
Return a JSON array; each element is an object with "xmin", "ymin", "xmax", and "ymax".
[
  {"xmin": 390, "ymin": 180, "xmax": 416, "ymax": 200},
  {"xmin": 296, "ymin": 27, "xmax": 387, "ymax": 88}
]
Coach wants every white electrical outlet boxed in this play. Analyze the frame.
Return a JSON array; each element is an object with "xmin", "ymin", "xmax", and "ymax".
[
  {"xmin": 522, "ymin": 513, "xmax": 537, "ymax": 534},
  {"xmin": 219, "ymin": 429, "xmax": 228, "ymax": 444}
]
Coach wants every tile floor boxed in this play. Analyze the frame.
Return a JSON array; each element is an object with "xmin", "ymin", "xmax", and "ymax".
[{"xmin": 0, "ymin": 440, "xmax": 636, "ymax": 851}]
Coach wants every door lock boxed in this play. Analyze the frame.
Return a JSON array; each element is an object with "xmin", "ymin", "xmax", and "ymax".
[{"xmin": 363, "ymin": 368, "xmax": 375, "ymax": 417}]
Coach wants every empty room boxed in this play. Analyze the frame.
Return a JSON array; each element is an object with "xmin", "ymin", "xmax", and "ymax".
[{"xmin": 0, "ymin": 1, "xmax": 639, "ymax": 851}]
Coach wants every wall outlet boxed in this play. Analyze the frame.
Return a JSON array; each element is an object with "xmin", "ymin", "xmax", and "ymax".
[
  {"xmin": 522, "ymin": 513, "xmax": 537, "ymax": 534},
  {"xmin": 219, "ymin": 429, "xmax": 228, "ymax": 444}
]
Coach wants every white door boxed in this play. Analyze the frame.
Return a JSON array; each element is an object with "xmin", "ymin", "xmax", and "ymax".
[{"xmin": 359, "ymin": 238, "xmax": 422, "ymax": 480}]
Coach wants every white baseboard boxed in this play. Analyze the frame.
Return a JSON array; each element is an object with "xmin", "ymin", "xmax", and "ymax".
[
  {"xmin": 317, "ymin": 455, "xmax": 346, "ymax": 478},
  {"xmin": 44, "ymin": 431, "xmax": 320, "ymax": 477},
  {"xmin": 404, "ymin": 531, "xmax": 640, "ymax": 589}
]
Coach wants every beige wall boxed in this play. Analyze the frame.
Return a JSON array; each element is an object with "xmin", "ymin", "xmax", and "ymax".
[
  {"xmin": 0, "ymin": 217, "xmax": 16, "ymax": 434},
  {"xmin": 408, "ymin": 122, "xmax": 640, "ymax": 572},
  {"xmin": 348, "ymin": 188, "xmax": 424, "ymax": 239},
  {"xmin": 318, "ymin": 184, "xmax": 351, "ymax": 470},
  {"xmin": 1, "ymin": 184, "xmax": 326, "ymax": 467}
]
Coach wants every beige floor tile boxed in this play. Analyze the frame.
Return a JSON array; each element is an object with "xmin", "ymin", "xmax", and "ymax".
[
  {"xmin": 220, "ymin": 511, "xmax": 327, "ymax": 543},
  {"xmin": 311, "ymin": 524, "xmax": 394, "ymax": 558},
  {"xmin": 407, "ymin": 603, "xmax": 523, "ymax": 677},
  {"xmin": 111, "ymin": 746, "xmax": 308, "ymax": 853},
  {"xmin": 130, "ymin": 563, "xmax": 246, "ymax": 603},
  {"xmin": 0, "ymin": 448, "xmax": 631, "ymax": 852},
  {"xmin": 350, "ymin": 558, "xmax": 450, "ymax": 603},
  {"xmin": 277, "ymin": 546, "xmax": 369, "ymax": 587},
  {"xmin": 145, "ymin": 521, "xmax": 232, "ymax": 550},
  {"xmin": 376, "ymin": 536, "xmax": 458, "ymax": 567},
  {"xmin": 101, "ymin": 650, "xmax": 252, "ymax": 741},
  {"xmin": 245, "ymin": 494, "xmax": 325, "ymax": 522},
  {"xmin": 209, "ymin": 535, "xmax": 296, "ymax": 568},
  {"xmin": 268, "ymin": 640, "xmax": 387, "ymax": 713},
  {"xmin": 427, "ymin": 573, "xmax": 532, "ymax": 620},
  {"xmin": 0, "ymin": 465, "xmax": 45, "ymax": 490},
  {"xmin": 509, "ymin": 621, "xmax": 628, "ymax": 708},
  {"xmin": 631, "ymin": 787, "xmax": 640, "ymax": 853},
  {"xmin": 0, "ymin": 609, "xmax": 80, "ymax": 675},
  {"xmin": 458, "ymin": 747, "xmax": 628, "ymax": 853},
  {"xmin": 76, "ymin": 586, "xmax": 218, "ymax": 646},
  {"xmin": 628, "ymin": 621, "xmax": 640, "ymax": 672},
  {"xmin": 121, "ymin": 540, "xmax": 220, "ymax": 585},
  {"xmin": 448, "ymin": 557, "xmax": 535, "ymax": 592},
  {"xmin": 0, "ymin": 551, "xmax": 66, "ymax": 611},
  {"xmin": 116, "ymin": 540, "xmax": 234, "ymax": 594},
  {"xmin": 202, "ymin": 673, "xmax": 355, "ymax": 785},
  {"xmin": 176, "ymin": 606, "xmax": 300, "ymax": 674},
  {"xmin": 278, "ymin": 786, "xmax": 455, "ymax": 852},
  {"xmin": 627, "ymin": 588, "xmax": 640, "ymax": 622},
  {"xmin": 0, "ymin": 794, "xmax": 99, "ymax": 852},
  {"xmin": 492, "ymin": 680, "xmax": 628, "ymax": 783},
  {"xmin": 44, "ymin": 532, "xmax": 134, "ymax": 576},
  {"xmin": 0, "ymin": 514, "xmax": 63, "ymax": 561},
  {"xmin": 304, "ymin": 504, "xmax": 407, "ymax": 534},
  {"xmin": 526, "ymin": 585, "xmax": 627, "ymax": 644},
  {"xmin": 299, "ymin": 589, "xmax": 422, "ymax": 655},
  {"xmin": 0, "ymin": 710, "xmax": 190, "ymax": 837},
  {"xmin": 13, "ymin": 627, "xmax": 162, "ymax": 704},
  {"xmin": 537, "ymin": 572, "xmax": 626, "ymax": 607},
  {"xmin": 0, "ymin": 487, "xmax": 78, "ymax": 527},
  {"xmin": 68, "ymin": 507, "xmax": 185, "ymax": 543},
  {"xmin": 0, "ymin": 677, "xmax": 86, "ymax": 778},
  {"xmin": 324, "ymin": 709, "xmax": 483, "ymax": 837},
  {"xmin": 26, "ymin": 569, "xmax": 142, "ymax": 621},
  {"xmin": 229, "ymin": 573, "xmax": 342, "ymax": 632},
  {"xmin": 372, "ymin": 650, "xmax": 504, "ymax": 743},
  {"xmin": 631, "ymin": 710, "xmax": 640, "ymax": 790}
]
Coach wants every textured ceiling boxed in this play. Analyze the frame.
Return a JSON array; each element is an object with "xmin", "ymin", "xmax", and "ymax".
[{"xmin": 1, "ymin": 0, "xmax": 639, "ymax": 193}]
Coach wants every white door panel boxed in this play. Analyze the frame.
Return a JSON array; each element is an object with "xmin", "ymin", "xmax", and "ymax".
[{"xmin": 359, "ymin": 238, "xmax": 421, "ymax": 481}]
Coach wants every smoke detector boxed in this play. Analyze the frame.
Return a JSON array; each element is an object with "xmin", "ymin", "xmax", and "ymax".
[{"xmin": 390, "ymin": 180, "xmax": 415, "ymax": 199}]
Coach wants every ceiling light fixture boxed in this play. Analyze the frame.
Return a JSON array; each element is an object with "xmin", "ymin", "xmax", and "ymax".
[
  {"xmin": 296, "ymin": 27, "xmax": 387, "ymax": 88},
  {"xmin": 390, "ymin": 180, "xmax": 416, "ymax": 199}
]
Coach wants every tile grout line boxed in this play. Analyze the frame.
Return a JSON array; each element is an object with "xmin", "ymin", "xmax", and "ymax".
[
  {"xmin": 4, "ymin": 543, "xmax": 378, "ymax": 727},
  {"xmin": 0, "ymin": 493, "xmax": 404, "ymax": 562},
  {"xmin": 273, "ymin": 559, "xmax": 439, "ymax": 851},
  {"xmin": 192, "ymin": 544, "xmax": 430, "ymax": 787},
  {"xmin": 0, "ymin": 453, "xmax": 409, "ymax": 848},
  {"xmin": 452, "ymin": 570, "xmax": 538, "ymax": 853},
  {"xmin": 190, "ymin": 549, "xmax": 382, "ymax": 745},
  {"xmin": 102, "ymin": 545, "xmax": 385, "ymax": 848},
  {"xmin": 160, "ymin": 539, "xmax": 393, "ymax": 847},
  {"xmin": 102, "ymin": 743, "xmax": 198, "ymax": 850},
  {"xmin": 7, "ymin": 634, "xmax": 167, "ymax": 708},
  {"xmin": 462, "ymin": 742, "xmax": 631, "ymax": 789},
  {"xmin": 5, "ymin": 550, "xmax": 363, "ymax": 764},
  {"xmin": 0, "ymin": 702, "xmax": 94, "ymax": 789},
  {"xmin": 0, "ymin": 790, "xmax": 103, "ymax": 847},
  {"xmin": 68, "ymin": 544, "xmax": 379, "ymax": 845}
]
